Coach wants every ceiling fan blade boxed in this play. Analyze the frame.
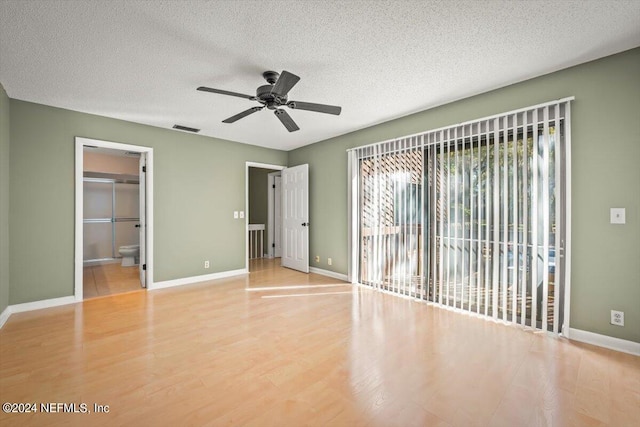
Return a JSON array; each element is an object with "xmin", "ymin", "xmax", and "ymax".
[
  {"xmin": 222, "ymin": 106, "xmax": 263, "ymax": 123},
  {"xmin": 271, "ymin": 70, "xmax": 300, "ymax": 97},
  {"xmin": 274, "ymin": 109, "xmax": 300, "ymax": 132},
  {"xmin": 287, "ymin": 101, "xmax": 342, "ymax": 115},
  {"xmin": 197, "ymin": 86, "xmax": 255, "ymax": 100}
]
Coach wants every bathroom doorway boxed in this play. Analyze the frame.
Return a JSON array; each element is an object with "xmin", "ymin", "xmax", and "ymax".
[
  {"xmin": 74, "ymin": 137, "xmax": 154, "ymax": 300},
  {"xmin": 246, "ymin": 162, "xmax": 285, "ymax": 272}
]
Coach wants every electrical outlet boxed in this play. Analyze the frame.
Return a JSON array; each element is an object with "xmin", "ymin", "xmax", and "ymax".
[
  {"xmin": 328, "ymin": 258, "xmax": 332, "ymax": 266},
  {"xmin": 239, "ymin": 211, "xmax": 245, "ymax": 219},
  {"xmin": 610, "ymin": 208, "xmax": 626, "ymax": 224},
  {"xmin": 233, "ymin": 211, "xmax": 239, "ymax": 219},
  {"xmin": 611, "ymin": 310, "xmax": 624, "ymax": 326},
  {"xmin": 315, "ymin": 255, "xmax": 320, "ymax": 263},
  {"xmin": 204, "ymin": 260, "xmax": 210, "ymax": 269}
]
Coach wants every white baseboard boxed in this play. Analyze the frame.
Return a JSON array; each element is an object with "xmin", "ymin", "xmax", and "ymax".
[
  {"xmin": 10, "ymin": 295, "xmax": 78, "ymax": 314},
  {"xmin": 0, "ymin": 306, "xmax": 11, "ymax": 328},
  {"xmin": 0, "ymin": 269, "xmax": 250, "ymax": 329},
  {"xmin": 150, "ymin": 268, "xmax": 248, "ymax": 290},
  {"xmin": 0, "ymin": 296, "xmax": 79, "ymax": 329},
  {"xmin": 568, "ymin": 327, "xmax": 640, "ymax": 356},
  {"xmin": 309, "ymin": 267, "xmax": 349, "ymax": 282}
]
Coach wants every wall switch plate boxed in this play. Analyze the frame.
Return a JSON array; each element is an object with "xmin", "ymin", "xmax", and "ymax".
[
  {"xmin": 611, "ymin": 310, "xmax": 624, "ymax": 326},
  {"xmin": 610, "ymin": 208, "xmax": 626, "ymax": 224},
  {"xmin": 315, "ymin": 256, "xmax": 320, "ymax": 263},
  {"xmin": 204, "ymin": 260, "xmax": 210, "ymax": 269},
  {"xmin": 239, "ymin": 211, "xmax": 245, "ymax": 219},
  {"xmin": 234, "ymin": 211, "xmax": 239, "ymax": 219},
  {"xmin": 328, "ymin": 258, "xmax": 332, "ymax": 266}
]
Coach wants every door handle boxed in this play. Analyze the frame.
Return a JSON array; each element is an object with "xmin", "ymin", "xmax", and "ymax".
[
  {"xmin": 301, "ymin": 222, "xmax": 310, "ymax": 227},
  {"xmin": 135, "ymin": 224, "xmax": 141, "ymax": 228}
]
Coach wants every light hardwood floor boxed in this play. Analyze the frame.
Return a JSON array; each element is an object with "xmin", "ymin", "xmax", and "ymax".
[
  {"xmin": 83, "ymin": 262, "xmax": 143, "ymax": 299},
  {"xmin": 1, "ymin": 258, "xmax": 638, "ymax": 426}
]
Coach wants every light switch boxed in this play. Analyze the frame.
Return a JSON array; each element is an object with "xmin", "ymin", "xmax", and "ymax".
[
  {"xmin": 610, "ymin": 208, "xmax": 625, "ymax": 224},
  {"xmin": 234, "ymin": 211, "xmax": 239, "ymax": 219},
  {"xmin": 239, "ymin": 211, "xmax": 245, "ymax": 219}
]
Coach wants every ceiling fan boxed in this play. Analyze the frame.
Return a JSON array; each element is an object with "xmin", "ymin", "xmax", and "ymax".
[{"xmin": 197, "ymin": 70, "xmax": 342, "ymax": 132}]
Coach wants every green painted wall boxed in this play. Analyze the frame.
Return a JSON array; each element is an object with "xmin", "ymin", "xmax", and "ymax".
[
  {"xmin": 9, "ymin": 100, "xmax": 287, "ymax": 304},
  {"xmin": 0, "ymin": 84, "xmax": 10, "ymax": 315},
  {"xmin": 248, "ymin": 167, "xmax": 271, "ymax": 254},
  {"xmin": 289, "ymin": 48, "xmax": 640, "ymax": 343}
]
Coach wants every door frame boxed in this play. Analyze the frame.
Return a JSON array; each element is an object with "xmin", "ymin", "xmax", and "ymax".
[
  {"xmin": 74, "ymin": 137, "xmax": 154, "ymax": 300},
  {"xmin": 245, "ymin": 162, "xmax": 285, "ymax": 271},
  {"xmin": 267, "ymin": 171, "xmax": 282, "ymax": 258}
]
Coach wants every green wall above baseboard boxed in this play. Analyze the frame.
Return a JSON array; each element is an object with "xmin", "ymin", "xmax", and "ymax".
[{"xmin": 8, "ymin": 100, "xmax": 287, "ymax": 304}]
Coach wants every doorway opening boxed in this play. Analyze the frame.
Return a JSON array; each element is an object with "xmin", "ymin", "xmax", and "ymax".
[
  {"xmin": 74, "ymin": 137, "xmax": 154, "ymax": 300},
  {"xmin": 246, "ymin": 162, "xmax": 285, "ymax": 273},
  {"xmin": 245, "ymin": 161, "xmax": 310, "ymax": 274}
]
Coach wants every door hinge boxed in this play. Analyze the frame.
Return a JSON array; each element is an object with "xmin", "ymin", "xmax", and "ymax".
[
  {"xmin": 273, "ymin": 184, "xmax": 275, "ymax": 188},
  {"xmin": 142, "ymin": 166, "xmax": 146, "ymax": 173},
  {"xmin": 272, "ymin": 243, "xmax": 275, "ymax": 248},
  {"xmin": 142, "ymin": 264, "xmax": 147, "ymax": 271}
]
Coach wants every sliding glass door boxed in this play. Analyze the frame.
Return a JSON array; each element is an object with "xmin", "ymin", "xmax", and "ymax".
[
  {"xmin": 359, "ymin": 145, "xmax": 424, "ymax": 296},
  {"xmin": 349, "ymin": 100, "xmax": 571, "ymax": 333}
]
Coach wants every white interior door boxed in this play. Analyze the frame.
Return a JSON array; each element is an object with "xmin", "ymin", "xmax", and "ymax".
[
  {"xmin": 281, "ymin": 164, "xmax": 309, "ymax": 273},
  {"xmin": 138, "ymin": 154, "xmax": 146, "ymax": 287},
  {"xmin": 274, "ymin": 175, "xmax": 282, "ymax": 258}
]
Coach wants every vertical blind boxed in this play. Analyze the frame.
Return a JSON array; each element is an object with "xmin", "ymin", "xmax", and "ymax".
[{"xmin": 348, "ymin": 98, "xmax": 572, "ymax": 334}]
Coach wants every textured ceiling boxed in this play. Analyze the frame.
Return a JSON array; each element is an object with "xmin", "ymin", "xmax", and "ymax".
[{"xmin": 1, "ymin": 1, "xmax": 639, "ymax": 151}]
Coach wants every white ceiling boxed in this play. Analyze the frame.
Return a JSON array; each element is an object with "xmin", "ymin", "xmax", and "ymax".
[{"xmin": 1, "ymin": 1, "xmax": 639, "ymax": 151}]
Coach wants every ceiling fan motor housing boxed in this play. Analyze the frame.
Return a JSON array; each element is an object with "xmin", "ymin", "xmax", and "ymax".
[{"xmin": 256, "ymin": 84, "xmax": 287, "ymax": 109}]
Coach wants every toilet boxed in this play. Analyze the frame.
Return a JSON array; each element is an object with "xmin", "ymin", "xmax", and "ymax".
[{"xmin": 118, "ymin": 245, "xmax": 139, "ymax": 267}]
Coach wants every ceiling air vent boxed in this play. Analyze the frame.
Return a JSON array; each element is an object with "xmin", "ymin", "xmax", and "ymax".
[{"xmin": 172, "ymin": 124, "xmax": 200, "ymax": 133}]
